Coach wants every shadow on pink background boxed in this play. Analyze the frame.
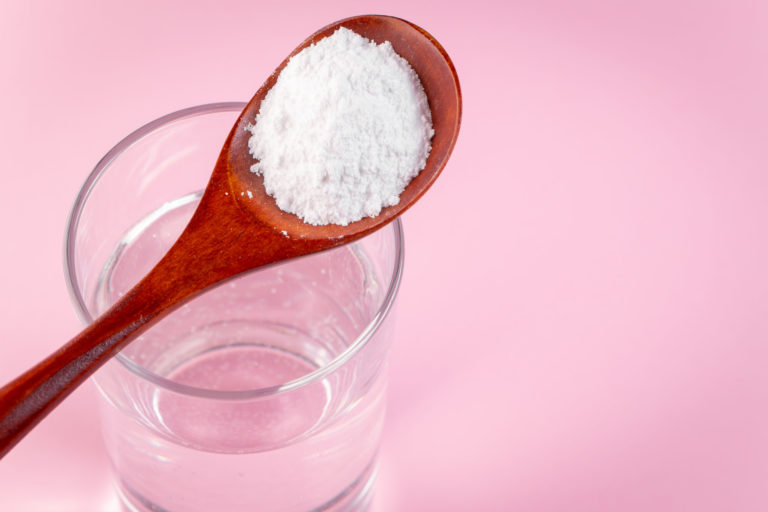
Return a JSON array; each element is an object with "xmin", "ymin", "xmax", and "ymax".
[{"xmin": 1, "ymin": 0, "xmax": 767, "ymax": 510}]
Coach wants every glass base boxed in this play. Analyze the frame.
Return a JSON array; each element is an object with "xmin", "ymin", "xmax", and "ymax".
[{"xmin": 116, "ymin": 460, "xmax": 377, "ymax": 512}]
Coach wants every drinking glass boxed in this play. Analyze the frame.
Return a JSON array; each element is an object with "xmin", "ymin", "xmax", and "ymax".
[{"xmin": 64, "ymin": 103, "xmax": 403, "ymax": 511}]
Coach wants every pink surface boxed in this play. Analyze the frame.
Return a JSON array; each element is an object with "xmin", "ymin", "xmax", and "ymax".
[{"xmin": 1, "ymin": 0, "xmax": 767, "ymax": 510}]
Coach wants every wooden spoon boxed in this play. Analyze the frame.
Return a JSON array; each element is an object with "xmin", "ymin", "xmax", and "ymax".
[{"xmin": 0, "ymin": 15, "xmax": 461, "ymax": 458}]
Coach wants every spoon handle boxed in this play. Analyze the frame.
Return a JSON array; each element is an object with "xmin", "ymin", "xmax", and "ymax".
[
  {"xmin": 0, "ymin": 185, "xmax": 275, "ymax": 459},
  {"xmin": 0, "ymin": 235, "xmax": 213, "ymax": 459},
  {"xmin": 0, "ymin": 288, "xmax": 157, "ymax": 458}
]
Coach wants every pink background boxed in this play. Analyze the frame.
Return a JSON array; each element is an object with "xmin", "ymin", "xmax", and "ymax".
[{"xmin": 1, "ymin": 0, "xmax": 767, "ymax": 510}]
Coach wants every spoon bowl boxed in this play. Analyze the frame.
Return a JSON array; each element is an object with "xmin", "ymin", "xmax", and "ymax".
[
  {"xmin": 227, "ymin": 15, "xmax": 461, "ymax": 241},
  {"xmin": 0, "ymin": 14, "xmax": 461, "ymax": 458}
]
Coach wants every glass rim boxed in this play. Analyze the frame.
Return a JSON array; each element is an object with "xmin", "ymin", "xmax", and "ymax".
[{"xmin": 64, "ymin": 102, "xmax": 404, "ymax": 400}]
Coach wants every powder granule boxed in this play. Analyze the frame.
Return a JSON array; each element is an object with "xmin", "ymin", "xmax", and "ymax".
[{"xmin": 247, "ymin": 27, "xmax": 434, "ymax": 226}]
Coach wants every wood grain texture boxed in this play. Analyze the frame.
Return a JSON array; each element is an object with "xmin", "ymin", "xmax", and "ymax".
[{"xmin": 0, "ymin": 14, "xmax": 461, "ymax": 459}]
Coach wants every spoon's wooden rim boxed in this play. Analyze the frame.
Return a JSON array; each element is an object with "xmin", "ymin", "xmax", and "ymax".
[{"xmin": 225, "ymin": 15, "xmax": 462, "ymax": 241}]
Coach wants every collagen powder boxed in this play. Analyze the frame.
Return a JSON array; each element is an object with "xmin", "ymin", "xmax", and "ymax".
[{"xmin": 247, "ymin": 27, "xmax": 434, "ymax": 226}]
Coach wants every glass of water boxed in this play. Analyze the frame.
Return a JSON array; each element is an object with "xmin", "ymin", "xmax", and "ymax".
[{"xmin": 64, "ymin": 103, "xmax": 403, "ymax": 511}]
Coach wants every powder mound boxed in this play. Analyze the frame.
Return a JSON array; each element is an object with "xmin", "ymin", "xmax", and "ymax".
[{"xmin": 247, "ymin": 27, "xmax": 434, "ymax": 226}]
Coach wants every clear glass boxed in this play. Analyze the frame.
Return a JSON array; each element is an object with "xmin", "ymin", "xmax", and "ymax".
[{"xmin": 64, "ymin": 103, "xmax": 403, "ymax": 512}]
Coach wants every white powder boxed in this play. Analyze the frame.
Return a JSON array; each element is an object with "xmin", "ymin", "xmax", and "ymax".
[{"xmin": 247, "ymin": 27, "xmax": 434, "ymax": 226}]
